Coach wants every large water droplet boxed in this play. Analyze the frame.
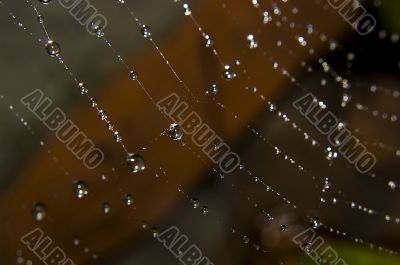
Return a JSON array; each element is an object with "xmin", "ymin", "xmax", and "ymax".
[
  {"xmin": 39, "ymin": 0, "xmax": 52, "ymax": 4},
  {"xmin": 45, "ymin": 41, "xmax": 61, "ymax": 57},
  {"xmin": 127, "ymin": 153, "xmax": 145, "ymax": 173},
  {"xmin": 168, "ymin": 123, "xmax": 183, "ymax": 141}
]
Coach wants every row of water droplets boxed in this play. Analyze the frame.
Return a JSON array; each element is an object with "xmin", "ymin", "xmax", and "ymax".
[
  {"xmin": 172, "ymin": 0, "xmax": 400, "ymax": 254},
  {"xmin": 4, "ymin": 0, "xmax": 286, "ymax": 257}
]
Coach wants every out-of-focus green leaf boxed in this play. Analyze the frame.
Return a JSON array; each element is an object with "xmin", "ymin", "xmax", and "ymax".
[
  {"xmin": 296, "ymin": 243, "xmax": 400, "ymax": 265},
  {"xmin": 378, "ymin": 0, "xmax": 400, "ymax": 32}
]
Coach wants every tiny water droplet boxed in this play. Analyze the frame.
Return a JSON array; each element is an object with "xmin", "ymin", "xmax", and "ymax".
[
  {"xmin": 388, "ymin": 181, "xmax": 397, "ymax": 190},
  {"xmin": 223, "ymin": 65, "xmax": 236, "ymax": 80},
  {"xmin": 78, "ymin": 83, "xmax": 88, "ymax": 95},
  {"xmin": 129, "ymin": 70, "xmax": 138, "ymax": 80},
  {"xmin": 73, "ymin": 181, "xmax": 89, "ymax": 199},
  {"xmin": 102, "ymin": 202, "xmax": 111, "ymax": 214},
  {"xmin": 312, "ymin": 217, "xmax": 322, "ymax": 229},
  {"xmin": 246, "ymin": 34, "xmax": 258, "ymax": 49},
  {"xmin": 151, "ymin": 227, "xmax": 159, "ymax": 238},
  {"xmin": 89, "ymin": 98, "xmax": 97, "ymax": 107},
  {"xmin": 141, "ymin": 25, "xmax": 151, "ymax": 38},
  {"xmin": 322, "ymin": 177, "xmax": 331, "ymax": 191},
  {"xmin": 325, "ymin": 147, "xmax": 338, "ymax": 160},
  {"xmin": 125, "ymin": 194, "xmax": 134, "ymax": 206},
  {"xmin": 205, "ymin": 35, "xmax": 213, "ymax": 48},
  {"xmin": 73, "ymin": 237, "xmax": 80, "ymax": 246},
  {"xmin": 191, "ymin": 198, "xmax": 200, "ymax": 209},
  {"xmin": 32, "ymin": 203, "xmax": 47, "ymax": 221},
  {"xmin": 303, "ymin": 242, "xmax": 312, "ymax": 253},
  {"xmin": 37, "ymin": 15, "xmax": 44, "ymax": 23}
]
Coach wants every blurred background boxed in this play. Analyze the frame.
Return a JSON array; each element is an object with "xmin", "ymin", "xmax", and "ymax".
[{"xmin": 0, "ymin": 0, "xmax": 399, "ymax": 264}]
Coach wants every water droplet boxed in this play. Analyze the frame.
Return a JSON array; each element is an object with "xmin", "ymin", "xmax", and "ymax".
[
  {"xmin": 73, "ymin": 237, "xmax": 80, "ymax": 246},
  {"xmin": 129, "ymin": 70, "xmax": 138, "ymax": 80},
  {"xmin": 243, "ymin": 235, "xmax": 250, "ymax": 244},
  {"xmin": 100, "ymin": 174, "xmax": 108, "ymax": 181},
  {"xmin": 388, "ymin": 181, "xmax": 397, "ymax": 190},
  {"xmin": 89, "ymin": 98, "xmax": 97, "ymax": 107},
  {"xmin": 325, "ymin": 147, "xmax": 338, "ymax": 160},
  {"xmin": 113, "ymin": 131, "xmax": 122, "ymax": 142},
  {"xmin": 151, "ymin": 227, "xmax": 159, "ymax": 238},
  {"xmin": 37, "ymin": 15, "xmax": 44, "ymax": 23},
  {"xmin": 190, "ymin": 198, "xmax": 200, "ymax": 209},
  {"xmin": 183, "ymin": 3, "xmax": 191, "ymax": 15},
  {"xmin": 312, "ymin": 217, "xmax": 322, "ymax": 229},
  {"xmin": 168, "ymin": 123, "xmax": 183, "ymax": 141},
  {"xmin": 246, "ymin": 34, "xmax": 258, "ymax": 49},
  {"xmin": 201, "ymin": 206, "xmax": 209, "ymax": 214},
  {"xmin": 32, "ymin": 203, "xmax": 47, "ymax": 221},
  {"xmin": 211, "ymin": 84, "xmax": 219, "ymax": 94},
  {"xmin": 205, "ymin": 35, "xmax": 213, "ymax": 48},
  {"xmin": 78, "ymin": 83, "xmax": 88, "ymax": 95},
  {"xmin": 141, "ymin": 25, "xmax": 151, "ymax": 38},
  {"xmin": 45, "ymin": 40, "xmax": 61, "ymax": 57},
  {"xmin": 39, "ymin": 0, "xmax": 52, "ymax": 4},
  {"xmin": 322, "ymin": 177, "xmax": 331, "ymax": 191},
  {"xmin": 102, "ymin": 202, "xmax": 111, "ymax": 214},
  {"xmin": 127, "ymin": 153, "xmax": 145, "ymax": 173},
  {"xmin": 73, "ymin": 181, "xmax": 89, "ymax": 199},
  {"xmin": 223, "ymin": 65, "xmax": 236, "ymax": 80},
  {"xmin": 280, "ymin": 224, "xmax": 287, "ymax": 232},
  {"xmin": 303, "ymin": 242, "xmax": 312, "ymax": 253},
  {"xmin": 125, "ymin": 194, "xmax": 134, "ymax": 206},
  {"xmin": 98, "ymin": 110, "xmax": 108, "ymax": 121}
]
